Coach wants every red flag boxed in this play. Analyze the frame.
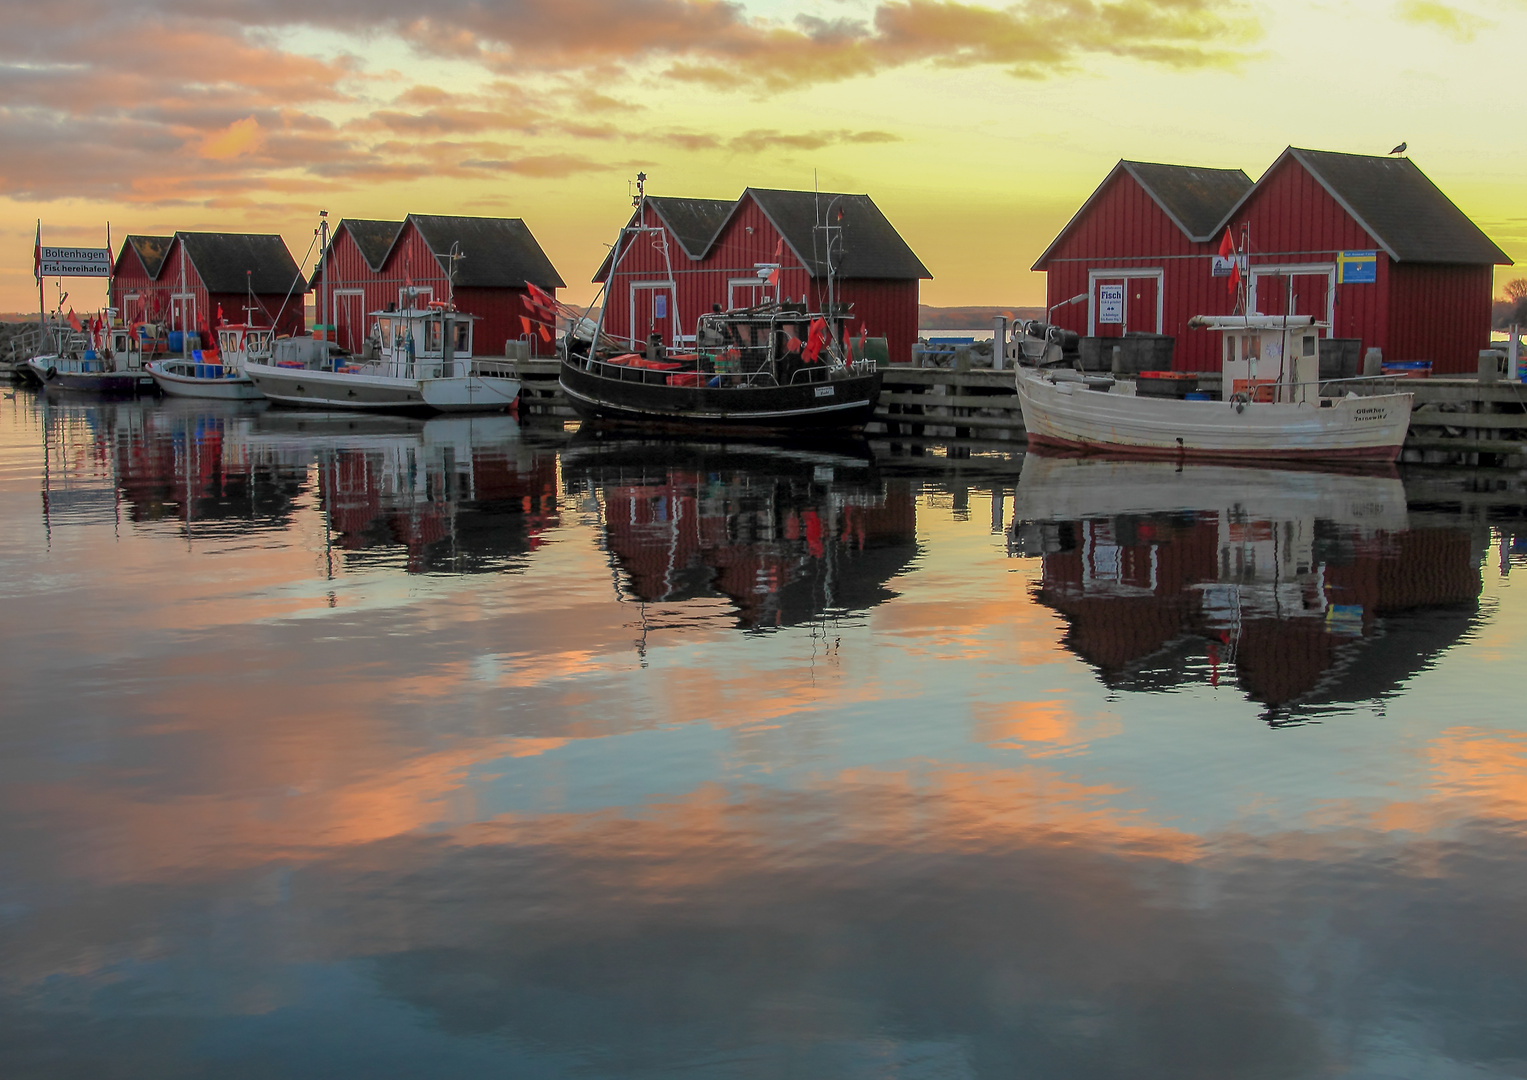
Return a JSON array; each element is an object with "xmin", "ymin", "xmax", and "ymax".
[
  {"xmin": 520, "ymin": 315, "xmax": 534, "ymax": 336},
  {"xmin": 1218, "ymin": 227, "xmax": 1239, "ymax": 297},
  {"xmin": 766, "ymin": 238, "xmax": 783, "ymax": 288},
  {"xmin": 33, "ymin": 222, "xmax": 40, "ymax": 285},
  {"xmin": 67, "ymin": 308, "xmax": 81, "ymax": 332},
  {"xmin": 803, "ymin": 317, "xmax": 828, "ymax": 363}
]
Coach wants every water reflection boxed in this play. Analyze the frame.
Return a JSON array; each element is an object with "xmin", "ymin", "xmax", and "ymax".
[
  {"xmin": 1011, "ymin": 453, "xmax": 1487, "ymax": 718},
  {"xmin": 562, "ymin": 436, "xmax": 918, "ymax": 629},
  {"xmin": 31, "ymin": 398, "xmax": 559, "ymax": 573}
]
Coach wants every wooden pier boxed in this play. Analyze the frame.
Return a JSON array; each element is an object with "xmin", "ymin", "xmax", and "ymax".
[{"xmin": 514, "ymin": 359, "xmax": 1527, "ymax": 466}]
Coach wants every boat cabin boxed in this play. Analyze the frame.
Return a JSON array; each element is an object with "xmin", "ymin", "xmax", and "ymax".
[
  {"xmin": 368, "ymin": 305, "xmax": 478, "ymax": 378},
  {"xmin": 1192, "ymin": 315, "xmax": 1321, "ymax": 403},
  {"xmin": 215, "ymin": 325, "xmax": 274, "ymax": 370}
]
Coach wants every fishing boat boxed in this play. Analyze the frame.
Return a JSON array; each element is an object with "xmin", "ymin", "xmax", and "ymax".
[
  {"xmin": 557, "ymin": 175, "xmax": 882, "ymax": 433},
  {"xmin": 25, "ymin": 319, "xmax": 158, "ymax": 396},
  {"xmin": 243, "ymin": 304, "xmax": 519, "ymax": 414},
  {"xmin": 1014, "ymin": 315, "xmax": 1413, "ymax": 462},
  {"xmin": 147, "ymin": 324, "xmax": 270, "ymax": 401}
]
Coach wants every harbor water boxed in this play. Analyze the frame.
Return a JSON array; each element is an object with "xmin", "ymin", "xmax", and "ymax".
[{"xmin": 2, "ymin": 389, "xmax": 1526, "ymax": 1078}]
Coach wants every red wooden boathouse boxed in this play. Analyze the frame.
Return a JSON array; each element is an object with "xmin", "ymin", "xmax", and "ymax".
[
  {"xmin": 312, "ymin": 214, "xmax": 565, "ymax": 357},
  {"xmin": 1035, "ymin": 147, "xmax": 1511, "ymax": 374},
  {"xmin": 111, "ymin": 232, "xmax": 307, "ymax": 341},
  {"xmin": 594, "ymin": 188, "xmax": 931, "ymax": 364}
]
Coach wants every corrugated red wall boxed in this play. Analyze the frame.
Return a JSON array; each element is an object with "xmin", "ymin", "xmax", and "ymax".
[
  {"xmin": 1386, "ymin": 263, "xmax": 1494, "ymax": 372},
  {"xmin": 313, "ymin": 221, "xmax": 557, "ymax": 358},
  {"xmin": 1037, "ymin": 172, "xmax": 1237, "ymax": 372},
  {"xmin": 601, "ymin": 195, "xmax": 922, "ymax": 363},
  {"xmin": 110, "ymin": 239, "xmax": 303, "ymax": 339},
  {"xmin": 1041, "ymin": 156, "xmax": 1498, "ymax": 375}
]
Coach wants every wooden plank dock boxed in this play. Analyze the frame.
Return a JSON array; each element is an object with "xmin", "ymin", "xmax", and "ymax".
[{"xmin": 515, "ymin": 359, "xmax": 1527, "ymax": 466}]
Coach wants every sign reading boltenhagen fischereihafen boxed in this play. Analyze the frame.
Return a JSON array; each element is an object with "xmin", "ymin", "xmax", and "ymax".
[{"xmin": 37, "ymin": 247, "xmax": 112, "ymax": 277}]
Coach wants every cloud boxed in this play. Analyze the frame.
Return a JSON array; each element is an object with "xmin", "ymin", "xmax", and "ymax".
[{"xmin": 1395, "ymin": 0, "xmax": 1489, "ymax": 41}]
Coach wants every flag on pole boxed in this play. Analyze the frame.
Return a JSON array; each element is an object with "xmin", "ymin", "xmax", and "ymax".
[
  {"xmin": 33, "ymin": 222, "xmax": 41, "ymax": 284},
  {"xmin": 1218, "ymin": 227, "xmax": 1240, "ymax": 297},
  {"xmin": 67, "ymin": 308, "xmax": 81, "ymax": 332}
]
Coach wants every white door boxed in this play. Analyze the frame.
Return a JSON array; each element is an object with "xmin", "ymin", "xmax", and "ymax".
[
  {"xmin": 630, "ymin": 281, "xmax": 678, "ymax": 348},
  {"xmin": 170, "ymin": 293, "xmax": 196, "ymax": 344}
]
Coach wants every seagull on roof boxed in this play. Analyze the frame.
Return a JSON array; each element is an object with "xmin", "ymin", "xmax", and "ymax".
[{"xmin": 1390, "ymin": 141, "xmax": 1407, "ymax": 155}]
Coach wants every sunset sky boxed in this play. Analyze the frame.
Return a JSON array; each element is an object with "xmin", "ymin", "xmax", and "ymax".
[{"xmin": 1, "ymin": 0, "xmax": 1520, "ymax": 316}]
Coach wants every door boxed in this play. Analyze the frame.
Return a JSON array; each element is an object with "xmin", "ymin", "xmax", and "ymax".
[
  {"xmin": 170, "ymin": 293, "xmax": 196, "ymax": 345},
  {"xmin": 1126, "ymin": 278, "xmax": 1158, "ymax": 336},
  {"xmin": 1093, "ymin": 277, "xmax": 1126, "ymax": 339},
  {"xmin": 1250, "ymin": 266, "xmax": 1334, "ymax": 325},
  {"xmin": 630, "ymin": 281, "xmax": 677, "ymax": 348},
  {"xmin": 332, "ymin": 290, "xmax": 367, "ymax": 352}
]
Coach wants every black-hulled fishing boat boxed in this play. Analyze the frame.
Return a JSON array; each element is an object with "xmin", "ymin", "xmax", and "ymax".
[{"xmin": 556, "ymin": 175, "xmax": 881, "ymax": 434}]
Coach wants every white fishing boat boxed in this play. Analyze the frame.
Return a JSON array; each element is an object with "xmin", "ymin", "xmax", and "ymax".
[
  {"xmin": 147, "ymin": 324, "xmax": 271, "ymax": 401},
  {"xmin": 244, "ymin": 304, "xmax": 519, "ymax": 414},
  {"xmin": 1014, "ymin": 315, "xmax": 1413, "ymax": 463}
]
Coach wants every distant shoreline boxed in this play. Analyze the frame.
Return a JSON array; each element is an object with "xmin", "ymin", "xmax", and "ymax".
[{"xmin": 919, "ymin": 305, "xmax": 1042, "ymax": 330}]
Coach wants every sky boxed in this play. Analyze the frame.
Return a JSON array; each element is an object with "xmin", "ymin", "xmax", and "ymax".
[{"xmin": 1, "ymin": 0, "xmax": 1521, "ymax": 315}]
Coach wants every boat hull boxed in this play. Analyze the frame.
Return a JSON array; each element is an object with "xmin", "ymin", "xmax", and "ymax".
[
  {"xmin": 244, "ymin": 362, "xmax": 519, "ymax": 415},
  {"xmin": 1016, "ymin": 370, "xmax": 1412, "ymax": 462},
  {"xmin": 147, "ymin": 361, "xmax": 263, "ymax": 401},
  {"xmin": 28, "ymin": 357, "xmax": 157, "ymax": 396},
  {"xmin": 559, "ymin": 360, "xmax": 881, "ymax": 433}
]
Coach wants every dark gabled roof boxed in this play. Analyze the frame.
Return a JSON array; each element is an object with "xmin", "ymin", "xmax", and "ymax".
[
  {"xmin": 744, "ymin": 188, "xmax": 931, "ymax": 280},
  {"xmin": 405, "ymin": 214, "xmax": 565, "ymax": 289},
  {"xmin": 309, "ymin": 219, "xmax": 404, "ymax": 289},
  {"xmin": 1218, "ymin": 147, "xmax": 1508, "ymax": 265},
  {"xmin": 1033, "ymin": 160, "xmax": 1252, "ymax": 268},
  {"xmin": 177, "ymin": 232, "xmax": 305, "ymax": 294},
  {"xmin": 343, "ymin": 219, "xmax": 403, "ymax": 271},
  {"xmin": 1123, "ymin": 162, "xmax": 1253, "ymax": 240},
  {"xmin": 122, "ymin": 235, "xmax": 172, "ymax": 278},
  {"xmin": 647, "ymin": 196, "xmax": 734, "ymax": 259}
]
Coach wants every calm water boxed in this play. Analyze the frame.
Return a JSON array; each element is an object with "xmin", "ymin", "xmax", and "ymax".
[{"xmin": 2, "ymin": 389, "xmax": 1526, "ymax": 1079}]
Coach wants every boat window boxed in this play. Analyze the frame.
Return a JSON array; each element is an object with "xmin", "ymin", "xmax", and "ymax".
[
  {"xmin": 378, "ymin": 317, "xmax": 392, "ymax": 344},
  {"xmin": 1243, "ymin": 335, "xmax": 1260, "ymax": 361},
  {"xmin": 454, "ymin": 321, "xmax": 471, "ymax": 355},
  {"xmin": 426, "ymin": 320, "xmax": 443, "ymax": 354}
]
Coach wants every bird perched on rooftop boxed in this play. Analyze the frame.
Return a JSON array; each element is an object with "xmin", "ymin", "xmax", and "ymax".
[{"xmin": 1390, "ymin": 141, "xmax": 1407, "ymax": 155}]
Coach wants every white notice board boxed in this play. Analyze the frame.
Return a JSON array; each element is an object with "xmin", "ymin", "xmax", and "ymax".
[{"xmin": 1097, "ymin": 284, "xmax": 1124, "ymax": 325}]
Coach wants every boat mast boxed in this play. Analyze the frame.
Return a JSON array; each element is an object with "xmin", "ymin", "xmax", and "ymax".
[{"xmin": 319, "ymin": 210, "xmax": 330, "ymax": 343}]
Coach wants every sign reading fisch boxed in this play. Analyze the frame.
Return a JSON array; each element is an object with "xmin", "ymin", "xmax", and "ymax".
[
  {"xmin": 1097, "ymin": 284, "xmax": 1125, "ymax": 325},
  {"xmin": 37, "ymin": 246, "xmax": 112, "ymax": 277}
]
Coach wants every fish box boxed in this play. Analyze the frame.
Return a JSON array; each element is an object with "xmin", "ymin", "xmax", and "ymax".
[{"xmin": 1135, "ymin": 371, "xmax": 1198, "ymax": 399}]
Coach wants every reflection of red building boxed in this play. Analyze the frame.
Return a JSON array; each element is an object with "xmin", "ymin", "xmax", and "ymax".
[
  {"xmin": 317, "ymin": 441, "xmax": 560, "ymax": 574},
  {"xmin": 569, "ymin": 446, "xmax": 918, "ymax": 628},
  {"xmin": 1033, "ymin": 511, "xmax": 1483, "ymax": 712}
]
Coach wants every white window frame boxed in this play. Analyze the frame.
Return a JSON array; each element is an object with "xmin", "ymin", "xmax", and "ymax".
[
  {"xmin": 331, "ymin": 288, "xmax": 367, "ymax": 351},
  {"xmin": 170, "ymin": 292, "xmax": 197, "ymax": 336},
  {"xmin": 398, "ymin": 285, "xmax": 433, "ymax": 311},
  {"xmin": 629, "ymin": 280, "xmax": 678, "ymax": 347},
  {"xmin": 1248, "ymin": 263, "xmax": 1336, "ymax": 329},
  {"xmin": 1086, "ymin": 268, "xmax": 1163, "ymax": 337},
  {"xmin": 728, "ymin": 276, "xmax": 767, "ymax": 310}
]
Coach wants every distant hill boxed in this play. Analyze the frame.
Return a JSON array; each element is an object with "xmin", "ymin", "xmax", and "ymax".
[{"xmin": 920, "ymin": 304, "xmax": 1043, "ymax": 330}]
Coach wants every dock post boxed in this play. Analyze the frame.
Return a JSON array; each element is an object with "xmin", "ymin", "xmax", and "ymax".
[
  {"xmin": 993, "ymin": 316, "xmax": 1007, "ymax": 371},
  {"xmin": 1511, "ymin": 325, "xmax": 1520, "ymax": 382}
]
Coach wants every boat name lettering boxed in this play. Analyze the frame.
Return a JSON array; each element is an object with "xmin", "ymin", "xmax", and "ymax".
[
  {"xmin": 815, "ymin": 385, "xmax": 835, "ymax": 398},
  {"xmin": 1353, "ymin": 406, "xmax": 1388, "ymax": 421}
]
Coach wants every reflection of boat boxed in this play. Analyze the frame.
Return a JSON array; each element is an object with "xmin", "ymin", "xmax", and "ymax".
[
  {"xmin": 1011, "ymin": 453, "xmax": 1482, "ymax": 716},
  {"xmin": 147, "ymin": 325, "xmax": 270, "ymax": 400},
  {"xmin": 1015, "ymin": 315, "xmax": 1412, "ymax": 462},
  {"xmin": 561, "ymin": 437, "xmax": 915, "ymax": 628},
  {"xmin": 558, "ymin": 175, "xmax": 881, "ymax": 433}
]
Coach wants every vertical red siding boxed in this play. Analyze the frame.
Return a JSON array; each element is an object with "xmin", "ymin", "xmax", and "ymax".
[
  {"xmin": 1040, "ymin": 154, "xmax": 1497, "ymax": 375},
  {"xmin": 1386, "ymin": 263, "xmax": 1493, "ymax": 373},
  {"xmin": 1037, "ymin": 171, "xmax": 1234, "ymax": 372},
  {"xmin": 601, "ymin": 193, "xmax": 922, "ymax": 363},
  {"xmin": 313, "ymin": 221, "xmax": 559, "ymax": 359},
  {"xmin": 111, "ymin": 237, "xmax": 304, "ymax": 338}
]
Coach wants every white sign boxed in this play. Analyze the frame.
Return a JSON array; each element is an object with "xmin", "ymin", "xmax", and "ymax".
[
  {"xmin": 1097, "ymin": 284, "xmax": 1125, "ymax": 325},
  {"xmin": 1210, "ymin": 255, "xmax": 1247, "ymax": 277},
  {"xmin": 38, "ymin": 246, "xmax": 112, "ymax": 277}
]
